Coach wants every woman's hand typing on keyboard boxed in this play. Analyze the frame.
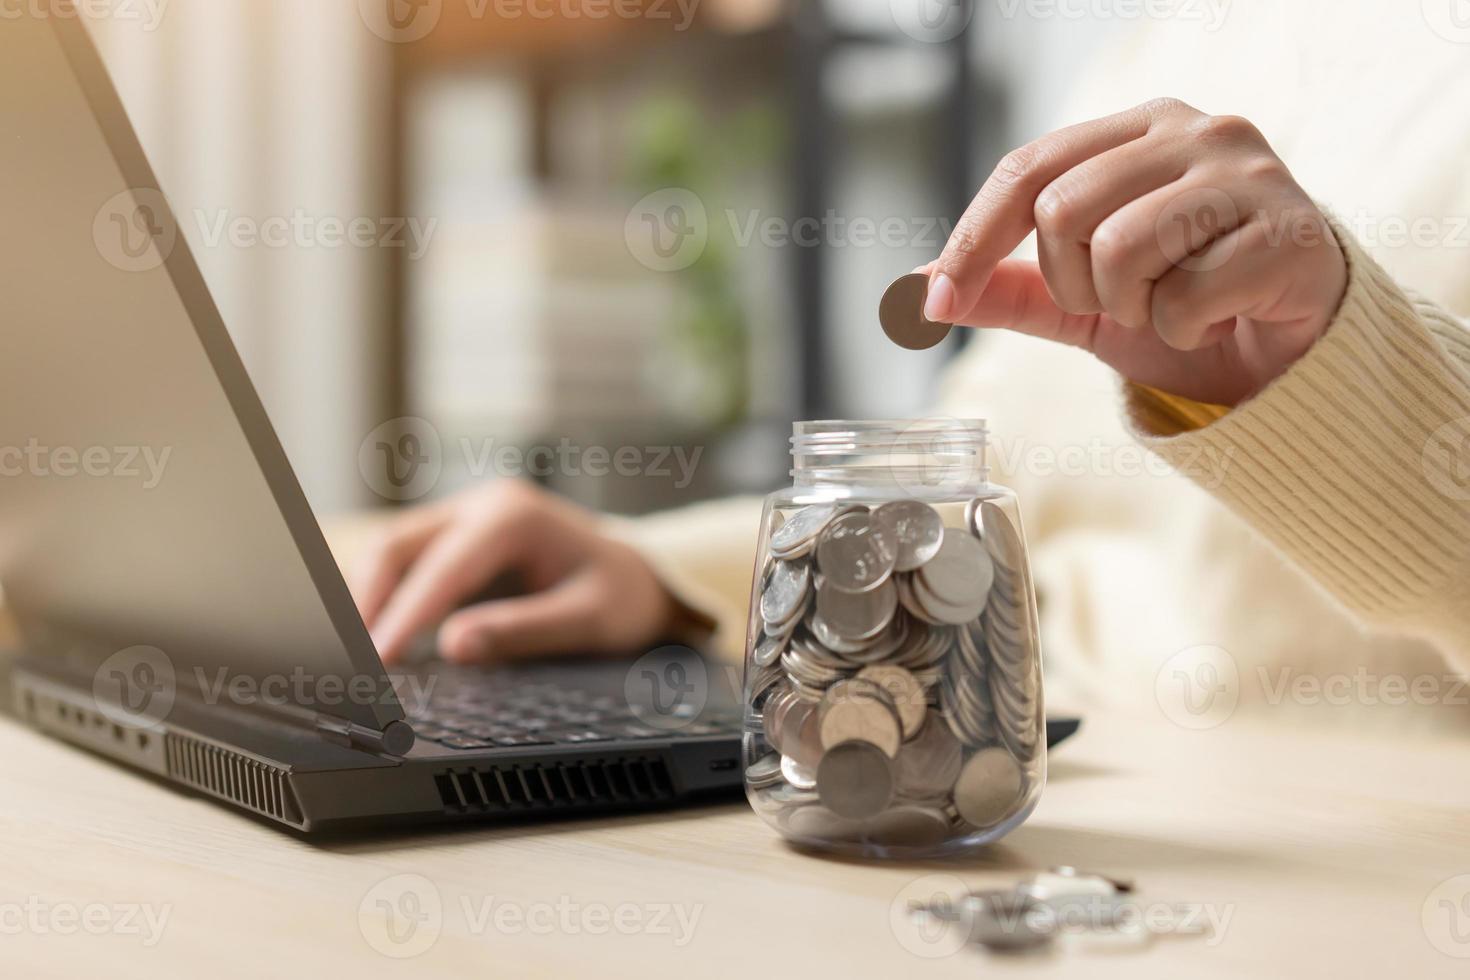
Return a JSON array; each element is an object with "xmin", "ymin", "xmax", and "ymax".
[{"xmin": 349, "ymin": 481, "xmax": 678, "ymax": 665}]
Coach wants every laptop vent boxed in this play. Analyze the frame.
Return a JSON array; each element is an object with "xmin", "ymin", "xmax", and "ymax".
[
  {"xmin": 164, "ymin": 733, "xmax": 303, "ymax": 826},
  {"xmin": 435, "ymin": 757, "xmax": 677, "ymax": 814}
]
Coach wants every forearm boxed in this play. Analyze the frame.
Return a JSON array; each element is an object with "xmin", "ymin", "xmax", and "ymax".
[{"xmin": 1126, "ymin": 215, "xmax": 1470, "ymax": 664}]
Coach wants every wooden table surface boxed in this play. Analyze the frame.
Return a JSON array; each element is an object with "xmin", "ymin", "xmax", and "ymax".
[
  {"xmin": 3, "ymin": 703, "xmax": 1469, "ymax": 978},
  {"xmin": 4, "ymin": 522, "xmax": 1469, "ymax": 977}
]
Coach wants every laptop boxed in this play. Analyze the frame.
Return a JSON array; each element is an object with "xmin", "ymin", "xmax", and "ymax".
[{"xmin": 0, "ymin": 13, "xmax": 1077, "ymax": 834}]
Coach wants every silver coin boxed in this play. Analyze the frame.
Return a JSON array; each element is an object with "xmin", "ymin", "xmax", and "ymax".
[
  {"xmin": 780, "ymin": 646, "xmax": 843, "ymax": 691},
  {"xmin": 781, "ymin": 754, "xmax": 818, "ymax": 791},
  {"xmin": 783, "ymin": 805, "xmax": 866, "ymax": 842},
  {"xmin": 809, "ymin": 612, "xmax": 880, "ymax": 658},
  {"xmin": 964, "ymin": 497, "xmax": 982, "ymax": 540},
  {"xmin": 815, "ymin": 578, "xmax": 898, "ymax": 642},
  {"xmin": 760, "ymin": 559, "xmax": 811, "ymax": 627},
  {"xmin": 816, "ymin": 740, "xmax": 896, "ymax": 820},
  {"xmin": 816, "ymin": 511, "xmax": 897, "ymax": 594},
  {"xmin": 953, "ymin": 747, "xmax": 1024, "ymax": 827},
  {"xmin": 870, "ymin": 501, "xmax": 945, "ymax": 572},
  {"xmin": 777, "ymin": 698, "xmax": 825, "ymax": 768},
  {"xmin": 896, "ymin": 574, "xmax": 942, "ymax": 625},
  {"xmin": 866, "ymin": 805, "xmax": 952, "ymax": 848},
  {"xmin": 840, "ymin": 616, "xmax": 912, "ymax": 665},
  {"xmin": 879, "ymin": 273, "xmax": 952, "ymax": 351},
  {"xmin": 894, "ymin": 716, "xmax": 965, "ymax": 799},
  {"xmin": 745, "ymin": 753, "xmax": 783, "ymax": 789},
  {"xmin": 856, "ymin": 664, "xmax": 926, "ymax": 739},
  {"xmin": 753, "ymin": 631, "xmax": 786, "ymax": 668},
  {"xmin": 818, "ymin": 678, "xmax": 903, "ymax": 758},
  {"xmin": 770, "ymin": 504, "xmax": 838, "ymax": 558},
  {"xmin": 763, "ymin": 686, "xmax": 798, "ymax": 747},
  {"xmin": 980, "ymin": 501, "xmax": 1025, "ymax": 571},
  {"xmin": 919, "ymin": 529, "xmax": 994, "ymax": 609},
  {"xmin": 911, "ymin": 569, "xmax": 988, "ymax": 626}
]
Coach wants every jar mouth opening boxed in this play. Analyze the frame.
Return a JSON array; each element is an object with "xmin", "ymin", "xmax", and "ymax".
[
  {"xmin": 789, "ymin": 419, "xmax": 990, "ymax": 490},
  {"xmin": 791, "ymin": 419, "xmax": 989, "ymax": 454}
]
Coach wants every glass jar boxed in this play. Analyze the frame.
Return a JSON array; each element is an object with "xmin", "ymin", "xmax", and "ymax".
[{"xmin": 742, "ymin": 420, "xmax": 1044, "ymax": 857}]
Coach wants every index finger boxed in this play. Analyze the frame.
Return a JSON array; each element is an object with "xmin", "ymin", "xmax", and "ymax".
[{"xmin": 926, "ymin": 98, "xmax": 1192, "ymax": 325}]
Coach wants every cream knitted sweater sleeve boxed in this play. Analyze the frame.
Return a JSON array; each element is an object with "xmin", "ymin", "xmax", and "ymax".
[{"xmin": 1124, "ymin": 219, "xmax": 1470, "ymax": 660}]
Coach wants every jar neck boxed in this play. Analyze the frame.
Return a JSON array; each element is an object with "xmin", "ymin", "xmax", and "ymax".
[{"xmin": 789, "ymin": 419, "xmax": 989, "ymax": 495}]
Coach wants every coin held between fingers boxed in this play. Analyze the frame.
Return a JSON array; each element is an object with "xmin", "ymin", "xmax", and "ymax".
[{"xmin": 880, "ymin": 273, "xmax": 953, "ymax": 351}]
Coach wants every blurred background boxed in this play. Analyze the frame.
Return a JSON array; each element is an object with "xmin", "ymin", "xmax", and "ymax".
[{"xmin": 84, "ymin": 0, "xmax": 1120, "ymax": 517}]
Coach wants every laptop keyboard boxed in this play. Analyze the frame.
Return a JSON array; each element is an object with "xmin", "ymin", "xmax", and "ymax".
[{"xmin": 396, "ymin": 665, "xmax": 741, "ymax": 751}]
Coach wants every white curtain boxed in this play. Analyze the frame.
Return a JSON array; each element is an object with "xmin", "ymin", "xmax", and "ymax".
[{"xmin": 88, "ymin": 0, "xmax": 392, "ymax": 513}]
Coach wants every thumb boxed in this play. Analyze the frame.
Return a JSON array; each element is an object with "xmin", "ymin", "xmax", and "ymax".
[{"xmin": 436, "ymin": 578, "xmax": 602, "ymax": 664}]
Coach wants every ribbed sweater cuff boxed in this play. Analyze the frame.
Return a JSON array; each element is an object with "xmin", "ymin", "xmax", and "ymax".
[{"xmin": 1125, "ymin": 214, "xmax": 1470, "ymax": 653}]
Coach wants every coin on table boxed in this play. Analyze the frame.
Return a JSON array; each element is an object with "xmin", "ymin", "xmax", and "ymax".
[
  {"xmin": 815, "ymin": 578, "xmax": 898, "ymax": 642},
  {"xmin": 870, "ymin": 500, "xmax": 945, "ymax": 572},
  {"xmin": 816, "ymin": 740, "xmax": 896, "ymax": 820},
  {"xmin": 879, "ymin": 273, "xmax": 952, "ymax": 351},
  {"xmin": 856, "ymin": 664, "xmax": 926, "ymax": 739},
  {"xmin": 760, "ymin": 558, "xmax": 811, "ymax": 627},
  {"xmin": 781, "ymin": 754, "xmax": 818, "ymax": 791},
  {"xmin": 894, "ymin": 715, "xmax": 965, "ymax": 799},
  {"xmin": 953, "ymin": 747, "xmax": 1024, "ymax": 827}
]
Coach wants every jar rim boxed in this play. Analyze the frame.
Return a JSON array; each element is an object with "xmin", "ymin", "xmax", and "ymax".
[{"xmin": 789, "ymin": 418, "xmax": 990, "ymax": 491}]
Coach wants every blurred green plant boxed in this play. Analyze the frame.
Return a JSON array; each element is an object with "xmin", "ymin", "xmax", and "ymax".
[{"xmin": 626, "ymin": 94, "xmax": 782, "ymax": 430}]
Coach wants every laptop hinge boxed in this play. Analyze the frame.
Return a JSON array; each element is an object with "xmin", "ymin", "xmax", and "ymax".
[{"xmin": 314, "ymin": 716, "xmax": 416, "ymax": 756}]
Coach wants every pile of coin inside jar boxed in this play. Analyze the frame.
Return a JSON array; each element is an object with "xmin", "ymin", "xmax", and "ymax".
[{"xmin": 743, "ymin": 496, "xmax": 1042, "ymax": 851}]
